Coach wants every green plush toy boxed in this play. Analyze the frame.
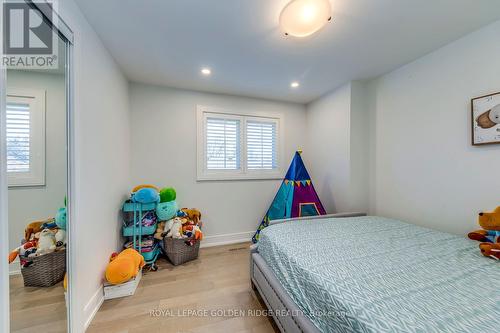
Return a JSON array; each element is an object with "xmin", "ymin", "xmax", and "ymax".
[{"xmin": 159, "ymin": 187, "xmax": 176, "ymax": 203}]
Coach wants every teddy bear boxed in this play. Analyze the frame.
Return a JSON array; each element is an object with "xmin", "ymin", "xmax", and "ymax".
[
  {"xmin": 468, "ymin": 206, "xmax": 500, "ymax": 260},
  {"xmin": 181, "ymin": 208, "xmax": 201, "ymax": 225},
  {"xmin": 24, "ymin": 218, "xmax": 54, "ymax": 242},
  {"xmin": 36, "ymin": 229, "xmax": 57, "ymax": 255},
  {"xmin": 154, "ymin": 221, "xmax": 166, "ymax": 240},
  {"xmin": 166, "ymin": 217, "xmax": 187, "ymax": 239}
]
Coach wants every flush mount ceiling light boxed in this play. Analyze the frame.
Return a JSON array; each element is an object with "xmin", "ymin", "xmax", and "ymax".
[
  {"xmin": 279, "ymin": 0, "xmax": 332, "ymax": 38},
  {"xmin": 201, "ymin": 68, "xmax": 211, "ymax": 75},
  {"xmin": 290, "ymin": 81, "xmax": 300, "ymax": 88}
]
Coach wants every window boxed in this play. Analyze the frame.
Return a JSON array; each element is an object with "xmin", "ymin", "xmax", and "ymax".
[
  {"xmin": 197, "ymin": 106, "xmax": 283, "ymax": 180},
  {"xmin": 6, "ymin": 89, "xmax": 46, "ymax": 187}
]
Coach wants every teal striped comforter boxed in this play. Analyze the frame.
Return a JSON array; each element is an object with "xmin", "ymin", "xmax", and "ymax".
[{"xmin": 258, "ymin": 216, "xmax": 500, "ymax": 333}]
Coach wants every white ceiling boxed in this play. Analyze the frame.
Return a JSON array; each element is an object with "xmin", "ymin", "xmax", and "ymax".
[{"xmin": 75, "ymin": 0, "xmax": 500, "ymax": 103}]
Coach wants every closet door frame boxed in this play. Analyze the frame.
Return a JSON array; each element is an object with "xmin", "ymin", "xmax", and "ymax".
[{"xmin": 0, "ymin": 1, "xmax": 75, "ymax": 332}]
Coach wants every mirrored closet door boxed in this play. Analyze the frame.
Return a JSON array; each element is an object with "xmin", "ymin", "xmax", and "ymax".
[{"xmin": 4, "ymin": 2, "xmax": 72, "ymax": 332}]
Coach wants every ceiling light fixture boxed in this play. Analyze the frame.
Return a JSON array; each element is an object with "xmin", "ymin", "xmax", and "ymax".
[
  {"xmin": 290, "ymin": 81, "xmax": 300, "ymax": 88},
  {"xmin": 201, "ymin": 68, "xmax": 211, "ymax": 75},
  {"xmin": 279, "ymin": 0, "xmax": 332, "ymax": 38}
]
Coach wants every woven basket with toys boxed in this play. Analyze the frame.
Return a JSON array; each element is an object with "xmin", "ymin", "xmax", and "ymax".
[
  {"xmin": 155, "ymin": 208, "xmax": 203, "ymax": 266},
  {"xmin": 8, "ymin": 207, "xmax": 68, "ymax": 287}
]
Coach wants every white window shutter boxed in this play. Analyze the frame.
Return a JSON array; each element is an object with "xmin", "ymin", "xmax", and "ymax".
[
  {"xmin": 6, "ymin": 102, "xmax": 30, "ymax": 173},
  {"xmin": 246, "ymin": 120, "xmax": 277, "ymax": 170},
  {"xmin": 205, "ymin": 117, "xmax": 241, "ymax": 170}
]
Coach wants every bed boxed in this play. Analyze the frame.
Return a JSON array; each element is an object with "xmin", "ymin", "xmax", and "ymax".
[{"xmin": 250, "ymin": 214, "xmax": 500, "ymax": 333}]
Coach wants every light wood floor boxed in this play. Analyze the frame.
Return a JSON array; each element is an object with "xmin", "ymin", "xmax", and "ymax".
[
  {"xmin": 88, "ymin": 242, "xmax": 277, "ymax": 333},
  {"xmin": 9, "ymin": 274, "xmax": 67, "ymax": 333}
]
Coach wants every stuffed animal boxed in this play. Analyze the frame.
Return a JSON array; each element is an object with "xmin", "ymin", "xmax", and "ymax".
[
  {"xmin": 8, "ymin": 239, "xmax": 38, "ymax": 264},
  {"xmin": 159, "ymin": 187, "xmax": 176, "ymax": 203},
  {"xmin": 55, "ymin": 229, "xmax": 67, "ymax": 247},
  {"xmin": 166, "ymin": 217, "xmax": 186, "ymax": 239},
  {"xmin": 162, "ymin": 219, "xmax": 175, "ymax": 237},
  {"xmin": 55, "ymin": 208, "xmax": 67, "ymax": 230},
  {"xmin": 105, "ymin": 248, "xmax": 145, "ymax": 285},
  {"xmin": 181, "ymin": 208, "xmax": 201, "ymax": 225},
  {"xmin": 24, "ymin": 218, "xmax": 52, "ymax": 242},
  {"xmin": 132, "ymin": 184, "xmax": 159, "ymax": 192},
  {"xmin": 131, "ymin": 186, "xmax": 160, "ymax": 204},
  {"xmin": 44, "ymin": 208, "xmax": 67, "ymax": 230},
  {"xmin": 468, "ymin": 206, "xmax": 500, "ymax": 260},
  {"xmin": 154, "ymin": 221, "xmax": 166, "ymax": 240},
  {"xmin": 36, "ymin": 229, "xmax": 57, "ymax": 255},
  {"xmin": 156, "ymin": 200, "xmax": 178, "ymax": 221}
]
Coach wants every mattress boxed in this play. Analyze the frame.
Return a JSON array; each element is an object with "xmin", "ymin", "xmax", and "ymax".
[{"xmin": 258, "ymin": 216, "xmax": 500, "ymax": 333}]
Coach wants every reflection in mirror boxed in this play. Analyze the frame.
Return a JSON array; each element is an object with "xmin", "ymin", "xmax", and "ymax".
[{"xmin": 7, "ymin": 35, "xmax": 68, "ymax": 332}]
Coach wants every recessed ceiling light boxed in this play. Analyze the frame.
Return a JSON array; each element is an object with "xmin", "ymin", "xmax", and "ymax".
[
  {"xmin": 291, "ymin": 81, "xmax": 300, "ymax": 88},
  {"xmin": 280, "ymin": 0, "xmax": 332, "ymax": 38},
  {"xmin": 201, "ymin": 68, "xmax": 211, "ymax": 75}
]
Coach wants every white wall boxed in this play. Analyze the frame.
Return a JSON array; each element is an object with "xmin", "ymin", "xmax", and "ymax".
[
  {"xmin": 58, "ymin": 1, "xmax": 131, "ymax": 331},
  {"xmin": 7, "ymin": 70, "xmax": 67, "ymax": 274},
  {"xmin": 305, "ymin": 82, "xmax": 370, "ymax": 214},
  {"xmin": 305, "ymin": 83, "xmax": 351, "ymax": 213},
  {"xmin": 370, "ymin": 20, "xmax": 500, "ymax": 235},
  {"xmin": 129, "ymin": 83, "xmax": 307, "ymax": 242}
]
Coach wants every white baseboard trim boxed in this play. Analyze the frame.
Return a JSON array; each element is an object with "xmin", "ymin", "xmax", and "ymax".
[
  {"xmin": 200, "ymin": 231, "xmax": 254, "ymax": 248},
  {"xmin": 83, "ymin": 285, "xmax": 104, "ymax": 331},
  {"xmin": 9, "ymin": 259, "xmax": 20, "ymax": 275}
]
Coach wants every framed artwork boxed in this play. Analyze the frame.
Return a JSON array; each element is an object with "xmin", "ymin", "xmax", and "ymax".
[{"xmin": 471, "ymin": 91, "xmax": 500, "ymax": 146}]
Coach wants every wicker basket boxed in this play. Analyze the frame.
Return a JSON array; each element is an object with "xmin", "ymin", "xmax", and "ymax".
[
  {"xmin": 21, "ymin": 250, "xmax": 66, "ymax": 287},
  {"xmin": 163, "ymin": 238, "xmax": 200, "ymax": 266}
]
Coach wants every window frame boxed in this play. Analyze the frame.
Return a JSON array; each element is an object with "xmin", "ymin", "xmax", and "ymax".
[
  {"xmin": 6, "ymin": 88, "xmax": 46, "ymax": 187},
  {"xmin": 196, "ymin": 105, "xmax": 284, "ymax": 181}
]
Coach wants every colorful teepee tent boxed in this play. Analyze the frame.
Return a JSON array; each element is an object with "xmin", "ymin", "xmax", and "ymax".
[{"xmin": 252, "ymin": 151, "xmax": 326, "ymax": 243}]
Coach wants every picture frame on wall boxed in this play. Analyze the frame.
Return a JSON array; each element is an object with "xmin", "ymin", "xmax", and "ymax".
[{"xmin": 471, "ymin": 91, "xmax": 500, "ymax": 146}]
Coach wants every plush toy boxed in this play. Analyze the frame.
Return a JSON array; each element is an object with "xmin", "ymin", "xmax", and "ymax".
[
  {"xmin": 42, "ymin": 206, "xmax": 67, "ymax": 230},
  {"xmin": 159, "ymin": 187, "xmax": 176, "ymax": 203},
  {"xmin": 8, "ymin": 239, "xmax": 38, "ymax": 263},
  {"xmin": 154, "ymin": 221, "xmax": 166, "ymax": 240},
  {"xmin": 55, "ymin": 208, "xmax": 67, "ymax": 230},
  {"xmin": 468, "ymin": 206, "xmax": 500, "ymax": 260},
  {"xmin": 156, "ymin": 200, "xmax": 178, "ymax": 221},
  {"xmin": 25, "ymin": 218, "xmax": 52, "ymax": 242},
  {"xmin": 131, "ymin": 186, "xmax": 160, "ymax": 204},
  {"xmin": 105, "ymin": 248, "xmax": 145, "ymax": 285},
  {"xmin": 55, "ymin": 229, "xmax": 67, "ymax": 247},
  {"xmin": 36, "ymin": 229, "xmax": 57, "ymax": 255},
  {"xmin": 132, "ymin": 184, "xmax": 160, "ymax": 192},
  {"xmin": 162, "ymin": 219, "xmax": 175, "ymax": 237},
  {"xmin": 181, "ymin": 208, "xmax": 202, "ymax": 225},
  {"xmin": 166, "ymin": 217, "xmax": 186, "ymax": 239}
]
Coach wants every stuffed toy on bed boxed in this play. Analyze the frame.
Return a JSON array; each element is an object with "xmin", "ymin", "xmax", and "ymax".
[{"xmin": 468, "ymin": 206, "xmax": 500, "ymax": 260}]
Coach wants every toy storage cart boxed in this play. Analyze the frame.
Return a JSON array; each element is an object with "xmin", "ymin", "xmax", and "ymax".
[{"xmin": 122, "ymin": 201, "xmax": 161, "ymax": 270}]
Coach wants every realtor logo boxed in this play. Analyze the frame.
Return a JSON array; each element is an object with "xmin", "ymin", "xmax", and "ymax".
[{"xmin": 2, "ymin": 0, "xmax": 58, "ymax": 69}]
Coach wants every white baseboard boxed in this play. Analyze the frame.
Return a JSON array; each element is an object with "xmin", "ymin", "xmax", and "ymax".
[
  {"xmin": 83, "ymin": 285, "xmax": 104, "ymax": 331},
  {"xmin": 200, "ymin": 231, "xmax": 254, "ymax": 248},
  {"xmin": 9, "ymin": 259, "xmax": 20, "ymax": 275}
]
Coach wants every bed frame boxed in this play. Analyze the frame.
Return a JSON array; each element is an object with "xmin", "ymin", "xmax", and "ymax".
[{"xmin": 250, "ymin": 212, "xmax": 366, "ymax": 333}]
